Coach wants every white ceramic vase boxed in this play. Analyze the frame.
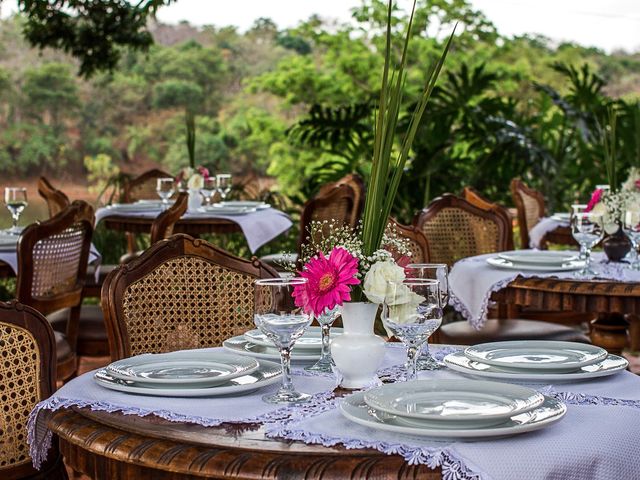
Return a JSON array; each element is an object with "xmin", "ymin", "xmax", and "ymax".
[
  {"xmin": 331, "ymin": 302, "xmax": 385, "ymax": 389},
  {"xmin": 187, "ymin": 188, "xmax": 203, "ymax": 212}
]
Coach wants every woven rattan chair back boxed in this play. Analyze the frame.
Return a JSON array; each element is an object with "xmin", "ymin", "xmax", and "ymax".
[
  {"xmin": 317, "ymin": 174, "xmax": 365, "ymax": 225},
  {"xmin": 123, "ymin": 168, "xmax": 173, "ymax": 203},
  {"xmin": 102, "ymin": 234, "xmax": 279, "ymax": 360},
  {"xmin": 413, "ymin": 194, "xmax": 510, "ymax": 266},
  {"xmin": 385, "ymin": 218, "xmax": 429, "ymax": 264},
  {"xmin": 462, "ymin": 186, "xmax": 515, "ymax": 250},
  {"xmin": 150, "ymin": 192, "xmax": 188, "ymax": 244},
  {"xmin": 298, "ymin": 184, "xmax": 358, "ymax": 258},
  {"xmin": 37, "ymin": 177, "xmax": 70, "ymax": 218},
  {"xmin": 510, "ymin": 178, "xmax": 545, "ymax": 249},
  {"xmin": 0, "ymin": 300, "xmax": 67, "ymax": 479}
]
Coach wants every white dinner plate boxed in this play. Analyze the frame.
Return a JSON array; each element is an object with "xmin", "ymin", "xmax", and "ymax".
[
  {"xmin": 198, "ymin": 205, "xmax": 256, "ymax": 215},
  {"xmin": 550, "ymin": 213, "xmax": 571, "ymax": 222},
  {"xmin": 94, "ymin": 359, "xmax": 281, "ymax": 397},
  {"xmin": 223, "ymin": 335, "xmax": 320, "ymax": 361},
  {"xmin": 498, "ymin": 250, "xmax": 579, "ymax": 266},
  {"xmin": 106, "ymin": 351, "xmax": 259, "ymax": 387},
  {"xmin": 465, "ymin": 341, "xmax": 607, "ymax": 372},
  {"xmin": 341, "ymin": 391, "xmax": 566, "ymax": 440},
  {"xmin": 0, "ymin": 233, "xmax": 18, "ymax": 248},
  {"xmin": 444, "ymin": 351, "xmax": 628, "ymax": 382},
  {"xmin": 363, "ymin": 379, "xmax": 544, "ymax": 428},
  {"xmin": 108, "ymin": 203, "xmax": 161, "ymax": 212},
  {"xmin": 244, "ymin": 327, "xmax": 343, "ymax": 351},
  {"xmin": 486, "ymin": 257, "xmax": 584, "ymax": 272},
  {"xmin": 217, "ymin": 201, "xmax": 270, "ymax": 210}
]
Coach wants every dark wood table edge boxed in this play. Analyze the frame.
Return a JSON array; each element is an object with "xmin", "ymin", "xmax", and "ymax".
[{"xmin": 48, "ymin": 407, "xmax": 442, "ymax": 479}]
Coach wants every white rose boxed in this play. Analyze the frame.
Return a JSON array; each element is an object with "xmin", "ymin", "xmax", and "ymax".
[
  {"xmin": 187, "ymin": 173, "xmax": 204, "ymax": 190},
  {"xmin": 363, "ymin": 260, "xmax": 405, "ymax": 304}
]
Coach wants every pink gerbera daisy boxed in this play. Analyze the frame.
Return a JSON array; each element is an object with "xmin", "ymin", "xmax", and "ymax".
[
  {"xmin": 293, "ymin": 247, "xmax": 360, "ymax": 317},
  {"xmin": 585, "ymin": 188, "xmax": 603, "ymax": 212}
]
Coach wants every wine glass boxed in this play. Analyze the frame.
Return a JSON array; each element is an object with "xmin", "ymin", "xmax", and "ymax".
[
  {"xmin": 405, "ymin": 264, "xmax": 448, "ymax": 371},
  {"xmin": 382, "ymin": 279, "xmax": 443, "ymax": 381},
  {"xmin": 571, "ymin": 211, "xmax": 604, "ymax": 276},
  {"xmin": 623, "ymin": 210, "xmax": 640, "ymax": 270},
  {"xmin": 571, "ymin": 205, "xmax": 589, "ymax": 260},
  {"xmin": 156, "ymin": 178, "xmax": 175, "ymax": 208},
  {"xmin": 305, "ymin": 305, "xmax": 340, "ymax": 373},
  {"xmin": 216, "ymin": 174, "xmax": 232, "ymax": 201},
  {"xmin": 4, "ymin": 187, "xmax": 28, "ymax": 234},
  {"xmin": 200, "ymin": 177, "xmax": 217, "ymax": 206},
  {"xmin": 254, "ymin": 278, "xmax": 312, "ymax": 404}
]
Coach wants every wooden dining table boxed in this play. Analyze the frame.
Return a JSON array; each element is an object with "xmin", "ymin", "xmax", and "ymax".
[{"xmin": 49, "ymin": 406, "xmax": 440, "ymax": 480}]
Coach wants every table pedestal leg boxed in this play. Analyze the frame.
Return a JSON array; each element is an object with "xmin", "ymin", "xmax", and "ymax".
[
  {"xmin": 626, "ymin": 314, "xmax": 640, "ymax": 352},
  {"xmin": 589, "ymin": 313, "xmax": 629, "ymax": 355}
]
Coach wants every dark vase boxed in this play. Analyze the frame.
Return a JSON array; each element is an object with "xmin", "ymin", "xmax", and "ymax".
[{"xmin": 603, "ymin": 225, "xmax": 631, "ymax": 262}]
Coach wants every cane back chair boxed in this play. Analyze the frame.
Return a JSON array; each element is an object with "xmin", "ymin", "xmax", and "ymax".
[
  {"xmin": 385, "ymin": 218, "xmax": 429, "ymax": 264},
  {"xmin": 16, "ymin": 201, "xmax": 94, "ymax": 381},
  {"xmin": 413, "ymin": 194, "xmax": 510, "ymax": 266},
  {"xmin": 462, "ymin": 186, "xmax": 515, "ymax": 250},
  {"xmin": 510, "ymin": 178, "xmax": 546, "ymax": 249},
  {"xmin": 102, "ymin": 234, "xmax": 279, "ymax": 360},
  {"xmin": 0, "ymin": 300, "xmax": 68, "ymax": 480},
  {"xmin": 37, "ymin": 177, "xmax": 70, "ymax": 218},
  {"xmin": 317, "ymin": 173, "xmax": 366, "ymax": 226},
  {"xmin": 122, "ymin": 168, "xmax": 173, "ymax": 203}
]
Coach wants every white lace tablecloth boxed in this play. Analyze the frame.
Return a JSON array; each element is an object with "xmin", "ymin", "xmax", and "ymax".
[
  {"xmin": 449, "ymin": 251, "xmax": 640, "ymax": 329},
  {"xmin": 529, "ymin": 217, "xmax": 569, "ymax": 248},
  {"xmin": 0, "ymin": 243, "xmax": 101, "ymax": 276},
  {"xmin": 28, "ymin": 344, "xmax": 640, "ymax": 480},
  {"xmin": 95, "ymin": 206, "xmax": 292, "ymax": 253}
]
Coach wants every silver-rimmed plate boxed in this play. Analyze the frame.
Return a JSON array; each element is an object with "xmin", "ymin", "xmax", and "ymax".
[
  {"xmin": 217, "ymin": 201, "xmax": 270, "ymax": 210},
  {"xmin": 95, "ymin": 359, "xmax": 281, "ymax": 397},
  {"xmin": 444, "ymin": 351, "xmax": 628, "ymax": 381},
  {"xmin": 363, "ymin": 379, "xmax": 544, "ymax": 428},
  {"xmin": 341, "ymin": 391, "xmax": 566, "ymax": 440},
  {"xmin": 498, "ymin": 250, "xmax": 579, "ymax": 266},
  {"xmin": 244, "ymin": 327, "xmax": 343, "ymax": 350},
  {"xmin": 465, "ymin": 341, "xmax": 607, "ymax": 372},
  {"xmin": 486, "ymin": 257, "xmax": 584, "ymax": 272},
  {"xmin": 223, "ymin": 335, "xmax": 320, "ymax": 361},
  {"xmin": 106, "ymin": 351, "xmax": 259, "ymax": 387}
]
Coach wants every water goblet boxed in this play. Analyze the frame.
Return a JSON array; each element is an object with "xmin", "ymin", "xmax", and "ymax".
[
  {"xmin": 4, "ymin": 187, "xmax": 28, "ymax": 234},
  {"xmin": 254, "ymin": 278, "xmax": 312, "ymax": 404},
  {"xmin": 382, "ymin": 279, "xmax": 443, "ymax": 381},
  {"xmin": 571, "ymin": 211, "xmax": 604, "ymax": 277},
  {"xmin": 156, "ymin": 178, "xmax": 175, "ymax": 209},
  {"xmin": 200, "ymin": 177, "xmax": 217, "ymax": 206},
  {"xmin": 216, "ymin": 174, "xmax": 232, "ymax": 201},
  {"xmin": 623, "ymin": 210, "xmax": 640, "ymax": 270},
  {"xmin": 304, "ymin": 305, "xmax": 340, "ymax": 373},
  {"xmin": 571, "ymin": 205, "xmax": 589, "ymax": 260},
  {"xmin": 406, "ymin": 263, "xmax": 448, "ymax": 371}
]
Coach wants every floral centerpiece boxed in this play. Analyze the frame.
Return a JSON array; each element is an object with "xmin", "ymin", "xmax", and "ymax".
[{"xmin": 175, "ymin": 166, "xmax": 210, "ymax": 191}]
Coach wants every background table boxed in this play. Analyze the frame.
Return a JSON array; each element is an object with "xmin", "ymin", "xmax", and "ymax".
[{"xmin": 49, "ymin": 406, "xmax": 440, "ymax": 480}]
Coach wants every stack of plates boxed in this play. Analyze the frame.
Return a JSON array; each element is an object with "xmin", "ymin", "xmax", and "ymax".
[
  {"xmin": 0, "ymin": 232, "xmax": 18, "ymax": 250},
  {"xmin": 340, "ymin": 379, "xmax": 566, "ymax": 439},
  {"xmin": 198, "ymin": 205, "xmax": 257, "ymax": 215},
  {"xmin": 107, "ymin": 202, "xmax": 162, "ymax": 212},
  {"xmin": 487, "ymin": 250, "xmax": 584, "ymax": 272},
  {"xmin": 217, "ymin": 201, "xmax": 270, "ymax": 210},
  {"xmin": 94, "ymin": 350, "xmax": 281, "ymax": 397},
  {"xmin": 444, "ymin": 340, "xmax": 628, "ymax": 381},
  {"xmin": 223, "ymin": 326, "xmax": 343, "ymax": 362}
]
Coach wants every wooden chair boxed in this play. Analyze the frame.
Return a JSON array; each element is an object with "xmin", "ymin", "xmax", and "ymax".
[
  {"xmin": 462, "ymin": 186, "xmax": 515, "ymax": 250},
  {"xmin": 0, "ymin": 300, "xmax": 68, "ymax": 480},
  {"xmin": 37, "ymin": 177, "xmax": 70, "ymax": 218},
  {"xmin": 510, "ymin": 178, "xmax": 545, "ymax": 249},
  {"xmin": 101, "ymin": 234, "xmax": 279, "ymax": 360},
  {"xmin": 16, "ymin": 201, "xmax": 94, "ymax": 381},
  {"xmin": 123, "ymin": 168, "xmax": 173, "ymax": 203},
  {"xmin": 385, "ymin": 218, "xmax": 429, "ymax": 264},
  {"xmin": 317, "ymin": 173, "xmax": 365, "ymax": 226},
  {"xmin": 413, "ymin": 194, "xmax": 588, "ymax": 344},
  {"xmin": 413, "ymin": 194, "xmax": 511, "ymax": 266}
]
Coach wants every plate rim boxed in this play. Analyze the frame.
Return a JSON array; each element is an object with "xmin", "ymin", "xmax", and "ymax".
[
  {"xmin": 243, "ymin": 326, "xmax": 344, "ymax": 350},
  {"xmin": 223, "ymin": 335, "xmax": 320, "ymax": 361},
  {"xmin": 497, "ymin": 250, "xmax": 579, "ymax": 265},
  {"xmin": 486, "ymin": 256, "xmax": 585, "ymax": 272}
]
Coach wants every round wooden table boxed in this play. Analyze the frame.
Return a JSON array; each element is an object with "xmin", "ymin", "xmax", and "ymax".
[
  {"xmin": 491, "ymin": 276, "xmax": 640, "ymax": 353},
  {"xmin": 49, "ymin": 407, "xmax": 441, "ymax": 479},
  {"xmin": 101, "ymin": 214, "xmax": 243, "ymax": 237}
]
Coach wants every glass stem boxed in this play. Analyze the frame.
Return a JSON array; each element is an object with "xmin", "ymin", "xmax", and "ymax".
[
  {"xmin": 585, "ymin": 248, "xmax": 591, "ymax": 269},
  {"xmin": 320, "ymin": 324, "xmax": 331, "ymax": 360},
  {"xmin": 579, "ymin": 244, "xmax": 587, "ymax": 261},
  {"xmin": 406, "ymin": 345, "xmax": 419, "ymax": 381},
  {"xmin": 12, "ymin": 213, "xmax": 18, "ymax": 230},
  {"xmin": 279, "ymin": 347, "xmax": 294, "ymax": 392}
]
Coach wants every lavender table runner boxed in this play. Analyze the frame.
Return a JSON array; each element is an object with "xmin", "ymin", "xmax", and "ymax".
[
  {"xmin": 95, "ymin": 206, "xmax": 292, "ymax": 253},
  {"xmin": 528, "ymin": 217, "xmax": 569, "ymax": 248},
  {"xmin": 448, "ymin": 251, "xmax": 640, "ymax": 329},
  {"xmin": 29, "ymin": 344, "xmax": 640, "ymax": 479}
]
